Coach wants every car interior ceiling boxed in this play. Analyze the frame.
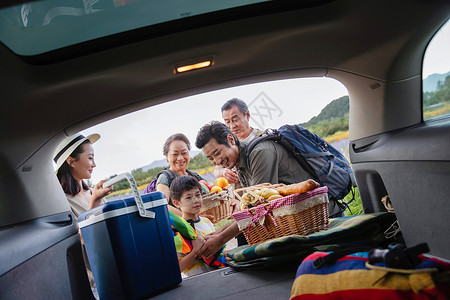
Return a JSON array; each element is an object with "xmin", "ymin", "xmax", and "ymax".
[{"xmin": 0, "ymin": 0, "xmax": 449, "ymax": 298}]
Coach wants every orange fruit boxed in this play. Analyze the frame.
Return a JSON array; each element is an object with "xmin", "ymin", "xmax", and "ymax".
[
  {"xmin": 210, "ymin": 186, "xmax": 223, "ymax": 193},
  {"xmin": 216, "ymin": 177, "xmax": 229, "ymax": 188}
]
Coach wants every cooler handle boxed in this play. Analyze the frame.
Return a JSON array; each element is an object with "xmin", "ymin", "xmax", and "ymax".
[{"xmin": 104, "ymin": 172, "xmax": 155, "ymax": 218}]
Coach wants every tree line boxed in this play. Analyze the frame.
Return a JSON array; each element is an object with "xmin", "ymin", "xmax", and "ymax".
[{"xmin": 423, "ymin": 75, "xmax": 450, "ymax": 108}]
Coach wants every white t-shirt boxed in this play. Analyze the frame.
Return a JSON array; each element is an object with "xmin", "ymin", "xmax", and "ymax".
[
  {"xmin": 178, "ymin": 217, "xmax": 216, "ymax": 278},
  {"xmin": 242, "ymin": 128, "xmax": 259, "ymax": 144}
]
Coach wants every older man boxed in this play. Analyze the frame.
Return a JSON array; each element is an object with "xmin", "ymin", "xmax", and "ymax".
[{"xmin": 214, "ymin": 98, "xmax": 263, "ymax": 183}]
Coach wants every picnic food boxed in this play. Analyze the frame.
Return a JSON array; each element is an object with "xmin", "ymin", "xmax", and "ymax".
[
  {"xmin": 216, "ymin": 177, "xmax": 229, "ymax": 188},
  {"xmin": 241, "ymin": 192, "xmax": 264, "ymax": 208},
  {"xmin": 260, "ymin": 188, "xmax": 280, "ymax": 199},
  {"xmin": 210, "ymin": 186, "xmax": 223, "ymax": 193},
  {"xmin": 267, "ymin": 194, "xmax": 283, "ymax": 201},
  {"xmin": 275, "ymin": 179, "xmax": 319, "ymax": 196},
  {"xmin": 240, "ymin": 187, "xmax": 281, "ymax": 208},
  {"xmin": 237, "ymin": 180, "xmax": 320, "ymax": 209}
]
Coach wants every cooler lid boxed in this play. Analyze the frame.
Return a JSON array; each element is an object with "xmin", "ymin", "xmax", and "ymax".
[{"xmin": 78, "ymin": 192, "xmax": 167, "ymax": 228}]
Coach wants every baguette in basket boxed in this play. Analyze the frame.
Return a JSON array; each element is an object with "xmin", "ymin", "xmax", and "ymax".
[{"xmin": 274, "ymin": 179, "xmax": 320, "ymax": 196}]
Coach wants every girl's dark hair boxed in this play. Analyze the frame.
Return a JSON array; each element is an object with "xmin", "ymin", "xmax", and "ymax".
[
  {"xmin": 195, "ymin": 121, "xmax": 239, "ymax": 149},
  {"xmin": 162, "ymin": 133, "xmax": 191, "ymax": 156},
  {"xmin": 169, "ymin": 176, "xmax": 202, "ymax": 202},
  {"xmin": 56, "ymin": 140, "xmax": 90, "ymax": 196}
]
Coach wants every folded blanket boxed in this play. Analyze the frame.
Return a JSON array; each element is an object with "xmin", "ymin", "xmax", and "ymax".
[
  {"xmin": 168, "ymin": 211, "xmax": 227, "ymax": 268},
  {"xmin": 226, "ymin": 212, "xmax": 397, "ymax": 268},
  {"xmin": 291, "ymin": 251, "xmax": 450, "ymax": 299}
]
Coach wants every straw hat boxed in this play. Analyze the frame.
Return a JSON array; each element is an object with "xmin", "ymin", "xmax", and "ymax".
[{"xmin": 53, "ymin": 133, "xmax": 100, "ymax": 171}]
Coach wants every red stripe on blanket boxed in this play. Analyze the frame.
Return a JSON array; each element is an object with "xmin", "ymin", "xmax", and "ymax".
[
  {"xmin": 301, "ymin": 252, "xmax": 329, "ymax": 261},
  {"xmin": 301, "ymin": 251, "xmax": 368, "ymax": 263}
]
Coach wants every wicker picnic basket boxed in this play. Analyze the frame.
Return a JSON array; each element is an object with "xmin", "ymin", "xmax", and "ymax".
[
  {"xmin": 200, "ymin": 186, "xmax": 234, "ymax": 224},
  {"xmin": 232, "ymin": 185, "xmax": 329, "ymax": 246}
]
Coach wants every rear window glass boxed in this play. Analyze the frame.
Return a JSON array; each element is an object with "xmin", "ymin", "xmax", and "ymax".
[
  {"xmin": 422, "ymin": 19, "xmax": 450, "ymax": 121},
  {"xmin": 0, "ymin": 0, "xmax": 269, "ymax": 56}
]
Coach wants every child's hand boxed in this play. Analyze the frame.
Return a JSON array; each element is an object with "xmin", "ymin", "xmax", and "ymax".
[{"xmin": 192, "ymin": 235, "xmax": 205, "ymax": 253}]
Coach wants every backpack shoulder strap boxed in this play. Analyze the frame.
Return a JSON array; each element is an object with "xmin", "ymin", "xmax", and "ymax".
[
  {"xmin": 245, "ymin": 127, "xmax": 317, "ymax": 180},
  {"xmin": 186, "ymin": 169, "xmax": 205, "ymax": 182},
  {"xmin": 157, "ymin": 169, "xmax": 177, "ymax": 187},
  {"xmin": 245, "ymin": 129, "xmax": 281, "ymax": 169},
  {"xmin": 277, "ymin": 134, "xmax": 318, "ymax": 180}
]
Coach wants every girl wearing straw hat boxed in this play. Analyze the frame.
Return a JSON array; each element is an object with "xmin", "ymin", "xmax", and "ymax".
[{"xmin": 53, "ymin": 132, "xmax": 113, "ymax": 217}]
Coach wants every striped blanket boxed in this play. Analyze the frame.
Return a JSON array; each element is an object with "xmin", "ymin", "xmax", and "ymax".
[{"xmin": 291, "ymin": 251, "xmax": 450, "ymax": 299}]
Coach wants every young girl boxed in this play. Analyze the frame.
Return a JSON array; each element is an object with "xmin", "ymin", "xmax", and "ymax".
[
  {"xmin": 54, "ymin": 132, "xmax": 112, "ymax": 217},
  {"xmin": 170, "ymin": 176, "xmax": 216, "ymax": 277}
]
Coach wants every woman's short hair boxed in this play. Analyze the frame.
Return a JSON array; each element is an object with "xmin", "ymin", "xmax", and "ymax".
[
  {"xmin": 169, "ymin": 176, "xmax": 202, "ymax": 202},
  {"xmin": 162, "ymin": 133, "xmax": 191, "ymax": 156},
  {"xmin": 56, "ymin": 140, "xmax": 90, "ymax": 196},
  {"xmin": 195, "ymin": 121, "xmax": 239, "ymax": 149}
]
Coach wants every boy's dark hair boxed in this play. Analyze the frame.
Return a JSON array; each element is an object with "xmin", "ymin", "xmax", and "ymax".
[
  {"xmin": 221, "ymin": 98, "xmax": 249, "ymax": 115},
  {"xmin": 56, "ymin": 140, "xmax": 90, "ymax": 196},
  {"xmin": 170, "ymin": 176, "xmax": 202, "ymax": 202},
  {"xmin": 195, "ymin": 121, "xmax": 239, "ymax": 149}
]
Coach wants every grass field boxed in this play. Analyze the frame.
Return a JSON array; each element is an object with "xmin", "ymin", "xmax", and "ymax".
[{"xmin": 343, "ymin": 187, "xmax": 363, "ymax": 216}]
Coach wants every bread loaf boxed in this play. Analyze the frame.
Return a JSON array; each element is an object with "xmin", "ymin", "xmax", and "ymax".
[{"xmin": 275, "ymin": 179, "xmax": 319, "ymax": 196}]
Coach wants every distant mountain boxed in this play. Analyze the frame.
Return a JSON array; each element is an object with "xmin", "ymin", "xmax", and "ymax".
[
  {"xmin": 141, "ymin": 150, "xmax": 202, "ymax": 172},
  {"xmin": 300, "ymin": 96, "xmax": 349, "ymax": 127},
  {"xmin": 423, "ymin": 71, "xmax": 450, "ymax": 92},
  {"xmin": 141, "ymin": 159, "xmax": 168, "ymax": 171}
]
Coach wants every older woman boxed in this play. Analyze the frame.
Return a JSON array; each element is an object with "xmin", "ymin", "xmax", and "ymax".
[
  {"xmin": 154, "ymin": 133, "xmax": 209, "ymax": 211},
  {"xmin": 54, "ymin": 132, "xmax": 113, "ymax": 217}
]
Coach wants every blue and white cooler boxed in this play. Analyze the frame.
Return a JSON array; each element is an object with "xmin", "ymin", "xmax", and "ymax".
[{"xmin": 79, "ymin": 173, "xmax": 181, "ymax": 300}]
